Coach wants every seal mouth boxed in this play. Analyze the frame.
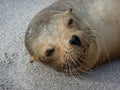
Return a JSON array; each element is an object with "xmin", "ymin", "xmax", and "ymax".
[{"xmin": 60, "ymin": 45, "xmax": 89, "ymax": 74}]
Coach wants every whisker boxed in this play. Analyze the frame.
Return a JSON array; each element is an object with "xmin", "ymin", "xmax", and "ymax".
[
  {"xmin": 73, "ymin": 54, "xmax": 82, "ymax": 66},
  {"xmin": 65, "ymin": 62, "xmax": 68, "ymax": 74},
  {"xmin": 74, "ymin": 58, "xmax": 82, "ymax": 67},
  {"xmin": 72, "ymin": 71, "xmax": 91, "ymax": 83},
  {"xmin": 78, "ymin": 52, "xmax": 88, "ymax": 55},
  {"xmin": 70, "ymin": 55, "xmax": 79, "ymax": 69},
  {"xmin": 65, "ymin": 57, "xmax": 69, "ymax": 74},
  {"xmin": 68, "ymin": 59, "xmax": 73, "ymax": 77},
  {"xmin": 70, "ymin": 55, "xmax": 89, "ymax": 75},
  {"xmin": 75, "ymin": 73, "xmax": 91, "ymax": 81},
  {"xmin": 80, "ymin": 57, "xmax": 92, "ymax": 63},
  {"xmin": 72, "ymin": 74, "xmax": 81, "ymax": 84}
]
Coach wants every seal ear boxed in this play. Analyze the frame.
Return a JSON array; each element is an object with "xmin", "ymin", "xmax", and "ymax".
[
  {"xmin": 30, "ymin": 56, "xmax": 38, "ymax": 63},
  {"xmin": 64, "ymin": 8, "xmax": 72, "ymax": 15}
]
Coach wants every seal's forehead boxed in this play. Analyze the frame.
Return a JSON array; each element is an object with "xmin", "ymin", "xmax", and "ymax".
[
  {"xmin": 37, "ymin": 12, "xmax": 74, "ymax": 43},
  {"xmin": 39, "ymin": 23, "xmax": 60, "ymax": 37},
  {"xmin": 38, "ymin": 24, "xmax": 61, "ymax": 43},
  {"xmin": 38, "ymin": 15, "xmax": 67, "ymax": 36}
]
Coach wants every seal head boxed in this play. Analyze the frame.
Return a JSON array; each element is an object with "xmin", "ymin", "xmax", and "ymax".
[{"xmin": 25, "ymin": 9, "xmax": 98, "ymax": 74}]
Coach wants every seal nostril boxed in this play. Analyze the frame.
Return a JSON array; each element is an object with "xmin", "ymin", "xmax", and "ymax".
[
  {"xmin": 46, "ymin": 48, "xmax": 55, "ymax": 57},
  {"xmin": 69, "ymin": 35, "xmax": 81, "ymax": 46}
]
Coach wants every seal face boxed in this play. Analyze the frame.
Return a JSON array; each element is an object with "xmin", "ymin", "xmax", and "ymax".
[
  {"xmin": 25, "ymin": 0, "xmax": 120, "ymax": 74},
  {"xmin": 25, "ymin": 9, "xmax": 92, "ymax": 73}
]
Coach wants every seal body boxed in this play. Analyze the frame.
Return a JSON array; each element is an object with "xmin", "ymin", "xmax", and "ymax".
[{"xmin": 25, "ymin": 0, "xmax": 120, "ymax": 74}]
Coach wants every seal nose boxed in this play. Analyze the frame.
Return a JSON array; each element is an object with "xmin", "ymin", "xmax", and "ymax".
[{"xmin": 69, "ymin": 35, "xmax": 81, "ymax": 46}]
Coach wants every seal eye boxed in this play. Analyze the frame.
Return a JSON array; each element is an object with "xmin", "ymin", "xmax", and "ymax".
[
  {"xmin": 46, "ymin": 48, "xmax": 55, "ymax": 57},
  {"xmin": 68, "ymin": 18, "xmax": 73, "ymax": 25}
]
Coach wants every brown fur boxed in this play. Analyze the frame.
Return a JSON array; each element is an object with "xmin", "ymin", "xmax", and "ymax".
[{"xmin": 25, "ymin": 0, "xmax": 120, "ymax": 74}]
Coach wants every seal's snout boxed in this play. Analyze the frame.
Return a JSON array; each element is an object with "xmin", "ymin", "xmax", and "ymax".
[{"xmin": 69, "ymin": 35, "xmax": 81, "ymax": 46}]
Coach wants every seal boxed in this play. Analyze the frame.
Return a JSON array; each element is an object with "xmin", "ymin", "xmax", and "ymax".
[{"xmin": 25, "ymin": 0, "xmax": 120, "ymax": 74}]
